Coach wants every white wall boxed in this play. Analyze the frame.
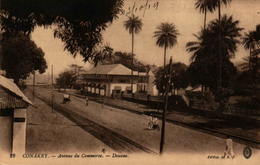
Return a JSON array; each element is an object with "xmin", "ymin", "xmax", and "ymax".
[
  {"xmin": 0, "ymin": 115, "xmax": 13, "ymax": 157},
  {"xmin": 12, "ymin": 108, "xmax": 27, "ymax": 155}
]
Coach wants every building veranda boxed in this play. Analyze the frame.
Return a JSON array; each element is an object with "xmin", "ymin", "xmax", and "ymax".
[{"xmin": 80, "ymin": 64, "xmax": 158, "ymax": 97}]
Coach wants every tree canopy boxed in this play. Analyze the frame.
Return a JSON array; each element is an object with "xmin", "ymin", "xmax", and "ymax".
[
  {"xmin": 124, "ymin": 15, "xmax": 143, "ymax": 34},
  {"xmin": 186, "ymin": 15, "xmax": 242, "ymax": 92},
  {"xmin": 56, "ymin": 71, "xmax": 77, "ymax": 89},
  {"xmin": 0, "ymin": 0, "xmax": 124, "ymax": 62},
  {"xmin": 153, "ymin": 22, "xmax": 179, "ymax": 50},
  {"xmin": 93, "ymin": 49, "xmax": 150, "ymax": 72},
  {"xmin": 154, "ymin": 62, "xmax": 188, "ymax": 95},
  {"xmin": 56, "ymin": 64, "xmax": 85, "ymax": 89},
  {"xmin": 2, "ymin": 33, "xmax": 47, "ymax": 84}
]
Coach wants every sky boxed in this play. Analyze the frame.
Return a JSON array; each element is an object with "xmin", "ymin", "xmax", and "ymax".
[{"xmin": 31, "ymin": 0, "xmax": 260, "ymax": 75}]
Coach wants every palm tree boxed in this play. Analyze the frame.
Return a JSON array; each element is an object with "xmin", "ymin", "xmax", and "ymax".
[
  {"xmin": 154, "ymin": 23, "xmax": 179, "ymax": 67},
  {"xmin": 186, "ymin": 29, "xmax": 210, "ymax": 62},
  {"xmin": 124, "ymin": 15, "xmax": 143, "ymax": 92},
  {"xmin": 186, "ymin": 15, "xmax": 242, "ymax": 91},
  {"xmin": 208, "ymin": 15, "xmax": 242, "ymax": 58},
  {"xmin": 195, "ymin": 0, "xmax": 217, "ymax": 29},
  {"xmin": 153, "ymin": 22, "xmax": 179, "ymax": 154},
  {"xmin": 242, "ymin": 31, "xmax": 259, "ymax": 71},
  {"xmin": 186, "ymin": 29, "xmax": 212, "ymax": 92},
  {"xmin": 216, "ymin": 0, "xmax": 232, "ymax": 88},
  {"xmin": 238, "ymin": 57, "xmax": 250, "ymax": 72},
  {"xmin": 194, "ymin": 0, "xmax": 232, "ymax": 88},
  {"xmin": 216, "ymin": 0, "xmax": 232, "ymax": 20}
]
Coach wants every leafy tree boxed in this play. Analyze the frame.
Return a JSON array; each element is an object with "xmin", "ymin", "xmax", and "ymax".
[
  {"xmin": 154, "ymin": 62, "xmax": 188, "ymax": 95},
  {"xmin": 2, "ymin": 33, "xmax": 47, "ymax": 85},
  {"xmin": 0, "ymin": 0, "xmax": 124, "ymax": 63},
  {"xmin": 56, "ymin": 71, "xmax": 76, "ymax": 89},
  {"xmin": 91, "ymin": 45, "xmax": 114, "ymax": 67},
  {"xmin": 100, "ymin": 51, "xmax": 149, "ymax": 72},
  {"xmin": 68, "ymin": 64, "xmax": 85, "ymax": 85},
  {"xmin": 124, "ymin": 15, "xmax": 143, "ymax": 91}
]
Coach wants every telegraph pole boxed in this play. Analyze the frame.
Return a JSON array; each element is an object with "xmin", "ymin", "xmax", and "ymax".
[
  {"xmin": 159, "ymin": 56, "xmax": 173, "ymax": 154},
  {"xmin": 51, "ymin": 65, "xmax": 54, "ymax": 112},
  {"xmin": 33, "ymin": 71, "xmax": 35, "ymax": 100}
]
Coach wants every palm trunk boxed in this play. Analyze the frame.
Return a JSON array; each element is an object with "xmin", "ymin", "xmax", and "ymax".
[
  {"xmin": 204, "ymin": 10, "xmax": 207, "ymax": 30},
  {"xmin": 159, "ymin": 45, "xmax": 167, "ymax": 154},
  {"xmin": 249, "ymin": 47, "xmax": 252, "ymax": 71},
  {"xmin": 218, "ymin": 1, "xmax": 222, "ymax": 89},
  {"xmin": 131, "ymin": 32, "xmax": 134, "ymax": 93},
  {"xmin": 202, "ymin": 11, "xmax": 207, "ymax": 94},
  {"xmin": 218, "ymin": 1, "xmax": 221, "ymax": 20},
  {"xmin": 33, "ymin": 71, "xmax": 35, "ymax": 98},
  {"xmin": 0, "ymin": 33, "xmax": 2, "ymax": 70}
]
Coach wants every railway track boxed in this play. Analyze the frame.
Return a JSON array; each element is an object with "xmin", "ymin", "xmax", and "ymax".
[
  {"xmin": 69, "ymin": 92, "xmax": 260, "ymax": 149},
  {"xmin": 33, "ymin": 93, "xmax": 157, "ymax": 154},
  {"xmin": 31, "ymin": 88, "xmax": 260, "ymax": 152}
]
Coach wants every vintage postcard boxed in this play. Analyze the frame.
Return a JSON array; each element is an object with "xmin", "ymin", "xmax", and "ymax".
[{"xmin": 0, "ymin": 0, "xmax": 259, "ymax": 164}]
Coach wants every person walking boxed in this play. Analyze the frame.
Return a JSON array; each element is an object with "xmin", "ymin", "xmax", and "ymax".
[{"xmin": 85, "ymin": 96, "xmax": 89, "ymax": 106}]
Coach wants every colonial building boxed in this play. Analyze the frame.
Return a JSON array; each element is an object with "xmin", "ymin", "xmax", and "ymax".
[{"xmin": 80, "ymin": 64, "xmax": 158, "ymax": 97}]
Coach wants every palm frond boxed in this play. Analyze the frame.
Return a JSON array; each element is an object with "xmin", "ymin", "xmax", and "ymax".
[
  {"xmin": 195, "ymin": 0, "xmax": 218, "ymax": 13},
  {"xmin": 123, "ymin": 15, "xmax": 143, "ymax": 34},
  {"xmin": 153, "ymin": 22, "xmax": 179, "ymax": 49}
]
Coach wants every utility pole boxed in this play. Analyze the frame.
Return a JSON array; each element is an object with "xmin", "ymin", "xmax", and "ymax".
[
  {"xmin": 51, "ymin": 65, "xmax": 54, "ymax": 112},
  {"xmin": 0, "ymin": 31, "xmax": 3, "ymax": 70},
  {"xmin": 159, "ymin": 56, "xmax": 172, "ymax": 154},
  {"xmin": 33, "ymin": 71, "xmax": 35, "ymax": 100}
]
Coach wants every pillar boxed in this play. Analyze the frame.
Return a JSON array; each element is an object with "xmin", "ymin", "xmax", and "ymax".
[{"xmin": 105, "ymin": 84, "xmax": 111, "ymax": 96}]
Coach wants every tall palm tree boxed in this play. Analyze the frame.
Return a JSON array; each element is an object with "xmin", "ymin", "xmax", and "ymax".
[
  {"xmin": 242, "ymin": 31, "xmax": 259, "ymax": 71},
  {"xmin": 153, "ymin": 22, "xmax": 179, "ymax": 154},
  {"xmin": 124, "ymin": 15, "xmax": 143, "ymax": 92},
  {"xmin": 154, "ymin": 23, "xmax": 179, "ymax": 67},
  {"xmin": 186, "ymin": 29, "xmax": 212, "ymax": 92},
  {"xmin": 216, "ymin": 0, "xmax": 232, "ymax": 20},
  {"xmin": 208, "ymin": 15, "xmax": 242, "ymax": 57},
  {"xmin": 216, "ymin": 0, "xmax": 232, "ymax": 88},
  {"xmin": 239, "ymin": 57, "xmax": 250, "ymax": 72},
  {"xmin": 195, "ymin": 0, "xmax": 217, "ymax": 29},
  {"xmin": 186, "ymin": 15, "xmax": 242, "ymax": 91},
  {"xmin": 186, "ymin": 29, "xmax": 211, "ymax": 63}
]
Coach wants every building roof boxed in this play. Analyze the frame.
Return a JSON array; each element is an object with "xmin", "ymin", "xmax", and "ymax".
[
  {"xmin": 85, "ymin": 64, "xmax": 146, "ymax": 76},
  {"xmin": 0, "ymin": 75, "xmax": 32, "ymax": 105}
]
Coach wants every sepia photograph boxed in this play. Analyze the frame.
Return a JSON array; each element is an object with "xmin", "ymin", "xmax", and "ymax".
[{"xmin": 0, "ymin": 0, "xmax": 259, "ymax": 164}]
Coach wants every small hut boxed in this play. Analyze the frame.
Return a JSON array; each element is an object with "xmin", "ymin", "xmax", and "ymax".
[{"xmin": 0, "ymin": 75, "xmax": 32, "ymax": 156}]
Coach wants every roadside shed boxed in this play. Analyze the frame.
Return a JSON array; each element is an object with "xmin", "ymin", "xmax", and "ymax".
[{"xmin": 0, "ymin": 75, "xmax": 32, "ymax": 156}]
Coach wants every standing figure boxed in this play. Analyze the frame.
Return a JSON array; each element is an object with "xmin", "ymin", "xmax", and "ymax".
[
  {"xmin": 63, "ymin": 93, "xmax": 71, "ymax": 104},
  {"xmin": 224, "ymin": 138, "xmax": 235, "ymax": 159},
  {"xmin": 85, "ymin": 96, "xmax": 89, "ymax": 106}
]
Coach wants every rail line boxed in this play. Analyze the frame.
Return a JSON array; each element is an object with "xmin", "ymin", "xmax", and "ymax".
[{"xmin": 33, "ymin": 93, "xmax": 157, "ymax": 154}]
